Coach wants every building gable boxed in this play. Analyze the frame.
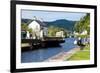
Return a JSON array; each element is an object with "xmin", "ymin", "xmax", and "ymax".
[{"xmin": 28, "ymin": 20, "xmax": 40, "ymax": 31}]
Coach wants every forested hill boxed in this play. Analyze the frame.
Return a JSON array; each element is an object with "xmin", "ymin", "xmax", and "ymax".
[
  {"xmin": 22, "ymin": 19, "xmax": 76, "ymax": 31},
  {"xmin": 44, "ymin": 19, "xmax": 76, "ymax": 31}
]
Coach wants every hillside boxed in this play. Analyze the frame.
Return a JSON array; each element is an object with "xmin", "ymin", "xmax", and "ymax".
[
  {"xmin": 45, "ymin": 19, "xmax": 76, "ymax": 31},
  {"xmin": 21, "ymin": 19, "xmax": 76, "ymax": 31}
]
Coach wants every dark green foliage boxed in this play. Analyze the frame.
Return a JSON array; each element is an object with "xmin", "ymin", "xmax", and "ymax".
[
  {"xmin": 45, "ymin": 19, "xmax": 76, "ymax": 31},
  {"xmin": 74, "ymin": 13, "xmax": 90, "ymax": 34},
  {"xmin": 21, "ymin": 19, "xmax": 76, "ymax": 37},
  {"xmin": 48, "ymin": 26, "xmax": 67, "ymax": 37},
  {"xmin": 21, "ymin": 23, "xmax": 28, "ymax": 31},
  {"xmin": 21, "ymin": 23, "xmax": 33, "ymax": 33},
  {"xmin": 28, "ymin": 28, "xmax": 33, "ymax": 33},
  {"xmin": 22, "ymin": 19, "xmax": 76, "ymax": 31}
]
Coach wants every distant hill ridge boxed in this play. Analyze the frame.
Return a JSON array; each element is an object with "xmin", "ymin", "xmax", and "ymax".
[{"xmin": 21, "ymin": 19, "xmax": 76, "ymax": 31}]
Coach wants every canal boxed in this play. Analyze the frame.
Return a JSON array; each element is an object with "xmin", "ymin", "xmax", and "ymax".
[{"xmin": 21, "ymin": 38, "xmax": 78, "ymax": 63}]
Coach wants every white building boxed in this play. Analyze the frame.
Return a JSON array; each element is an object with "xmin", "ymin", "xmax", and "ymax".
[
  {"xmin": 21, "ymin": 17, "xmax": 48, "ymax": 39},
  {"xmin": 74, "ymin": 30, "xmax": 87, "ymax": 36},
  {"xmin": 56, "ymin": 31, "xmax": 64, "ymax": 37},
  {"xmin": 80, "ymin": 30, "xmax": 87, "ymax": 35}
]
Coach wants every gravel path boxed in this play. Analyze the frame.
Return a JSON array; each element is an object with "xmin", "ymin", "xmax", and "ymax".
[{"xmin": 45, "ymin": 48, "xmax": 80, "ymax": 62}]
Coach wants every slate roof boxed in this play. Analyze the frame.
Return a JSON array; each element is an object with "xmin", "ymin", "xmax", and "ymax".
[
  {"xmin": 35, "ymin": 20, "xmax": 47, "ymax": 27},
  {"xmin": 28, "ymin": 19, "xmax": 47, "ymax": 27},
  {"xmin": 22, "ymin": 18, "xmax": 47, "ymax": 27}
]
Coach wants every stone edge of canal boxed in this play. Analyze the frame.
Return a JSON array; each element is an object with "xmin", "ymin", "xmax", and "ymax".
[{"xmin": 44, "ymin": 47, "xmax": 80, "ymax": 62}]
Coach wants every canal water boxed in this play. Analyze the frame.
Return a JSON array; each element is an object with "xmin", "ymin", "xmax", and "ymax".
[{"xmin": 21, "ymin": 38, "xmax": 78, "ymax": 63}]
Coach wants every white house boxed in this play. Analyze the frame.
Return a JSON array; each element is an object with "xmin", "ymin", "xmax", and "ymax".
[
  {"xmin": 80, "ymin": 30, "xmax": 87, "ymax": 35},
  {"xmin": 74, "ymin": 30, "xmax": 87, "ymax": 36},
  {"xmin": 22, "ymin": 17, "xmax": 48, "ymax": 39},
  {"xmin": 73, "ymin": 31, "xmax": 79, "ymax": 35},
  {"xmin": 56, "ymin": 31, "xmax": 64, "ymax": 37}
]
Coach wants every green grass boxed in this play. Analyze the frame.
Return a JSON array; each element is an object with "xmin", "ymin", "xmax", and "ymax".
[
  {"xmin": 68, "ymin": 51, "xmax": 90, "ymax": 60},
  {"xmin": 84, "ymin": 44, "xmax": 90, "ymax": 50},
  {"xmin": 75, "ymin": 35, "xmax": 89, "ymax": 38},
  {"xmin": 67, "ymin": 44, "xmax": 90, "ymax": 60}
]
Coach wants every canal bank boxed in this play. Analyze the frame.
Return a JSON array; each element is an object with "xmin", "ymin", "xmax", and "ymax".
[
  {"xmin": 67, "ymin": 44, "xmax": 90, "ymax": 60},
  {"xmin": 44, "ymin": 48, "xmax": 80, "ymax": 62},
  {"xmin": 21, "ymin": 38, "xmax": 78, "ymax": 63}
]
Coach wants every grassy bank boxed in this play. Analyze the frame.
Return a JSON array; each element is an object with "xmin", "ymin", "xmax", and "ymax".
[{"xmin": 67, "ymin": 44, "xmax": 90, "ymax": 60}]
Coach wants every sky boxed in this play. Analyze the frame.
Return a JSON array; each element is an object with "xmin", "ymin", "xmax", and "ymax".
[{"xmin": 21, "ymin": 10, "xmax": 86, "ymax": 22}]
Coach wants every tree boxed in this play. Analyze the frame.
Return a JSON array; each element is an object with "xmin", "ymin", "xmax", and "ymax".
[
  {"xmin": 28, "ymin": 28, "xmax": 33, "ymax": 33},
  {"xmin": 21, "ymin": 23, "xmax": 34, "ymax": 33},
  {"xmin": 21, "ymin": 23, "xmax": 28, "ymax": 31},
  {"xmin": 74, "ymin": 13, "xmax": 90, "ymax": 34},
  {"xmin": 48, "ymin": 25, "xmax": 67, "ymax": 37}
]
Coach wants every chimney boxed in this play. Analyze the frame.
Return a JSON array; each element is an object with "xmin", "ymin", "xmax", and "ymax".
[{"xmin": 33, "ymin": 16, "xmax": 37, "ymax": 20}]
